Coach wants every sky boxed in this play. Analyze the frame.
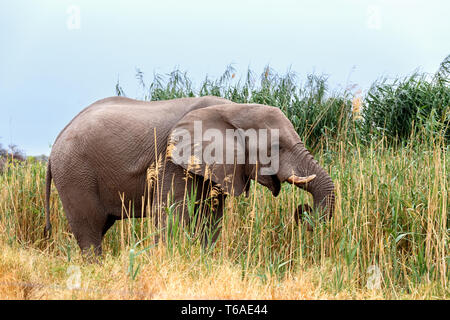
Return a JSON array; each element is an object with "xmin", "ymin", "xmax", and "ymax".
[{"xmin": 0, "ymin": 0, "xmax": 449, "ymax": 156}]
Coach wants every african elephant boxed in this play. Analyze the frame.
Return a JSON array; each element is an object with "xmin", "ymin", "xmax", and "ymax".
[{"xmin": 45, "ymin": 96, "xmax": 335, "ymax": 255}]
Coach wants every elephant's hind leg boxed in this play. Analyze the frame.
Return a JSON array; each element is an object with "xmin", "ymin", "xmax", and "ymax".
[
  {"xmin": 60, "ymin": 189, "xmax": 109, "ymax": 257},
  {"xmin": 73, "ymin": 214, "xmax": 117, "ymax": 258},
  {"xmin": 102, "ymin": 215, "xmax": 118, "ymax": 236}
]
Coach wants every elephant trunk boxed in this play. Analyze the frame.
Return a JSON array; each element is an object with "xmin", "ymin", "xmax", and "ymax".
[
  {"xmin": 287, "ymin": 143, "xmax": 335, "ymax": 219},
  {"xmin": 309, "ymin": 176, "xmax": 335, "ymax": 219}
]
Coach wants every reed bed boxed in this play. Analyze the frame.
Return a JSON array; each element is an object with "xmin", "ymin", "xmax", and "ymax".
[{"xmin": 0, "ymin": 58, "xmax": 448, "ymax": 299}]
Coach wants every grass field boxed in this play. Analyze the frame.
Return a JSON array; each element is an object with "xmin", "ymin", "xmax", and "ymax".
[
  {"xmin": 0, "ymin": 130, "xmax": 448, "ymax": 299},
  {"xmin": 0, "ymin": 62, "xmax": 448, "ymax": 299}
]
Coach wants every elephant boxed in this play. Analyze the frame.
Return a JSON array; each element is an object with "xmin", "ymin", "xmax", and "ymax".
[{"xmin": 44, "ymin": 96, "xmax": 335, "ymax": 256}]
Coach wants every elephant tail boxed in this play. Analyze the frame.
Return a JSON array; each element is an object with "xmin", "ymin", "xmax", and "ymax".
[{"xmin": 44, "ymin": 159, "xmax": 52, "ymax": 238}]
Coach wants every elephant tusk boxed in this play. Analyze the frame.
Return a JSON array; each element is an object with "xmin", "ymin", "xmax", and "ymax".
[{"xmin": 287, "ymin": 174, "xmax": 316, "ymax": 185}]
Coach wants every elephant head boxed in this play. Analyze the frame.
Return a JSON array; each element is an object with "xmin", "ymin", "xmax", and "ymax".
[{"xmin": 167, "ymin": 103, "xmax": 335, "ymax": 220}]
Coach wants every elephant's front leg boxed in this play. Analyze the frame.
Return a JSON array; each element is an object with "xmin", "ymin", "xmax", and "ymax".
[
  {"xmin": 150, "ymin": 200, "xmax": 191, "ymax": 246},
  {"xmin": 150, "ymin": 168, "xmax": 196, "ymax": 245},
  {"xmin": 200, "ymin": 192, "xmax": 226, "ymax": 249}
]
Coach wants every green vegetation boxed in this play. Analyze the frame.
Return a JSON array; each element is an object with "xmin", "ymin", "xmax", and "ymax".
[{"xmin": 119, "ymin": 55, "xmax": 449, "ymax": 149}]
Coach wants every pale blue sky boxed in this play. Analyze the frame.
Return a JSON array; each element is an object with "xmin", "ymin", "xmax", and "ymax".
[{"xmin": 0, "ymin": 0, "xmax": 449, "ymax": 155}]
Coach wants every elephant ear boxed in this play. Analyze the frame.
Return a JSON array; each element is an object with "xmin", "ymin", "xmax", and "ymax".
[{"xmin": 166, "ymin": 106, "xmax": 249, "ymax": 196}]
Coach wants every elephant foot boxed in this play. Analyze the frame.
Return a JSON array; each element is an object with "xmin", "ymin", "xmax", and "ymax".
[{"xmin": 80, "ymin": 244, "xmax": 103, "ymax": 263}]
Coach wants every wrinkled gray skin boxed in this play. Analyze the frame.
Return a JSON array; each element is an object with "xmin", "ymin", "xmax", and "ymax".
[{"xmin": 45, "ymin": 96, "xmax": 334, "ymax": 256}]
